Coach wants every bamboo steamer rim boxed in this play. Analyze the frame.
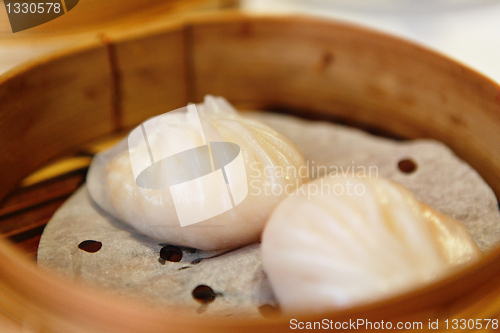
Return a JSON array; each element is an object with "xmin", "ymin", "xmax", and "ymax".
[{"xmin": 1, "ymin": 11, "xmax": 500, "ymax": 332}]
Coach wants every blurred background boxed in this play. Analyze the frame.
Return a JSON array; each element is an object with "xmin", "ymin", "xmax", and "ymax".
[
  {"xmin": 0, "ymin": 0, "xmax": 499, "ymax": 83},
  {"xmin": 241, "ymin": 0, "xmax": 500, "ymax": 83}
]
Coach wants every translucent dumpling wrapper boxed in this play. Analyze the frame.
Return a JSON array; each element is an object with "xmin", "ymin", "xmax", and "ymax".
[
  {"xmin": 261, "ymin": 176, "xmax": 481, "ymax": 314},
  {"xmin": 87, "ymin": 96, "xmax": 308, "ymax": 250}
]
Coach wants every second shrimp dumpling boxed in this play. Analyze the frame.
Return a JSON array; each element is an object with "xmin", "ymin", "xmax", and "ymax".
[
  {"xmin": 261, "ymin": 176, "xmax": 481, "ymax": 313},
  {"xmin": 87, "ymin": 96, "xmax": 307, "ymax": 250}
]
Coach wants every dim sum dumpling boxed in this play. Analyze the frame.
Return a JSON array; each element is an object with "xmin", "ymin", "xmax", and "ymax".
[
  {"xmin": 87, "ymin": 95, "xmax": 307, "ymax": 250},
  {"xmin": 261, "ymin": 176, "xmax": 480, "ymax": 313}
]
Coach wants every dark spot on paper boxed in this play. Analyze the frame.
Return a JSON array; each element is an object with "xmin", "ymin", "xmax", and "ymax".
[
  {"xmin": 398, "ymin": 159, "xmax": 417, "ymax": 174},
  {"xmin": 192, "ymin": 285, "xmax": 217, "ymax": 304},
  {"xmin": 78, "ymin": 240, "xmax": 102, "ymax": 253},
  {"xmin": 178, "ymin": 266, "xmax": 191, "ymax": 270},
  {"xmin": 160, "ymin": 245, "xmax": 182, "ymax": 262},
  {"xmin": 258, "ymin": 304, "xmax": 281, "ymax": 319}
]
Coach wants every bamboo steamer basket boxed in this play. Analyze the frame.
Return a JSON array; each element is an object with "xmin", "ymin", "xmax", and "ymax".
[{"xmin": 1, "ymin": 11, "xmax": 500, "ymax": 333}]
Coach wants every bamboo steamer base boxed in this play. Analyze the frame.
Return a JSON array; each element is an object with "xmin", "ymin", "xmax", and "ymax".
[{"xmin": 1, "ymin": 11, "xmax": 500, "ymax": 332}]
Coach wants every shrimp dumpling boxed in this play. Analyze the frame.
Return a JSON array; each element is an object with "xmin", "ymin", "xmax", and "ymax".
[
  {"xmin": 87, "ymin": 96, "xmax": 307, "ymax": 250},
  {"xmin": 261, "ymin": 176, "xmax": 480, "ymax": 314}
]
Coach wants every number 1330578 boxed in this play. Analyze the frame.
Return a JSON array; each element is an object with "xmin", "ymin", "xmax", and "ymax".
[
  {"xmin": 444, "ymin": 318, "xmax": 498, "ymax": 329},
  {"xmin": 5, "ymin": 3, "xmax": 61, "ymax": 14}
]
